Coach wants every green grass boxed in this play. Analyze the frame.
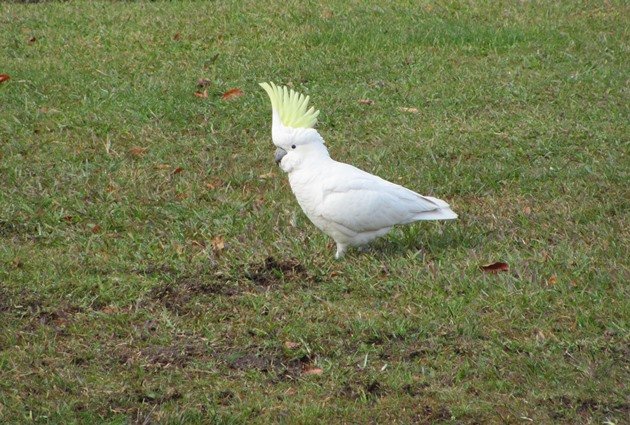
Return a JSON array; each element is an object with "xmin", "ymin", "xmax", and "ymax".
[{"xmin": 1, "ymin": 1, "xmax": 628, "ymax": 423}]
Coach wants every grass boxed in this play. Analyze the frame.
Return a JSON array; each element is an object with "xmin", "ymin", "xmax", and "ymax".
[{"xmin": 0, "ymin": 0, "xmax": 628, "ymax": 423}]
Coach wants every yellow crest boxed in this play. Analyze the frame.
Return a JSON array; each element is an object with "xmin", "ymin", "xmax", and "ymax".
[{"xmin": 259, "ymin": 82, "xmax": 320, "ymax": 128}]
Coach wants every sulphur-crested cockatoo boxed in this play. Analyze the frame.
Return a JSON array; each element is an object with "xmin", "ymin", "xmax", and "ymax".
[{"xmin": 260, "ymin": 82, "xmax": 457, "ymax": 259}]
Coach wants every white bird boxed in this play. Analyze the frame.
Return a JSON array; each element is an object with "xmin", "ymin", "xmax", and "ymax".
[{"xmin": 260, "ymin": 82, "xmax": 457, "ymax": 259}]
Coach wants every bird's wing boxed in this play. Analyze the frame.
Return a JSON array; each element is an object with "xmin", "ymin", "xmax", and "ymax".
[{"xmin": 316, "ymin": 163, "xmax": 446, "ymax": 233}]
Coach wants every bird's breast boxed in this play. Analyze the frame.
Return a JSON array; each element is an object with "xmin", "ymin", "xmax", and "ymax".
[{"xmin": 287, "ymin": 170, "xmax": 324, "ymax": 220}]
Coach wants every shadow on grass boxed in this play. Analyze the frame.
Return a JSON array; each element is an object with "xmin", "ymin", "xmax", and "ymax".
[{"xmin": 363, "ymin": 221, "xmax": 485, "ymax": 259}]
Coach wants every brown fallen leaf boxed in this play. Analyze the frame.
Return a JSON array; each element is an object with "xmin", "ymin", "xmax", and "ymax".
[
  {"xmin": 221, "ymin": 88, "xmax": 244, "ymax": 100},
  {"xmin": 480, "ymin": 262, "xmax": 509, "ymax": 273},
  {"xmin": 523, "ymin": 206, "xmax": 532, "ymax": 215},
  {"xmin": 258, "ymin": 171, "xmax": 275, "ymax": 179},
  {"xmin": 358, "ymin": 98, "xmax": 374, "ymax": 105},
  {"xmin": 172, "ymin": 167, "xmax": 184, "ymax": 174},
  {"xmin": 547, "ymin": 275, "xmax": 557, "ymax": 286},
  {"xmin": 129, "ymin": 146, "xmax": 148, "ymax": 157},
  {"xmin": 284, "ymin": 341, "xmax": 300, "ymax": 349},
  {"xmin": 205, "ymin": 180, "xmax": 222, "ymax": 190},
  {"xmin": 190, "ymin": 240, "xmax": 206, "ymax": 249},
  {"xmin": 62, "ymin": 215, "xmax": 74, "ymax": 223},
  {"xmin": 211, "ymin": 236, "xmax": 225, "ymax": 252},
  {"xmin": 91, "ymin": 224, "xmax": 102, "ymax": 234},
  {"xmin": 194, "ymin": 89, "xmax": 208, "ymax": 98},
  {"xmin": 38, "ymin": 107, "xmax": 61, "ymax": 114},
  {"xmin": 399, "ymin": 107, "xmax": 419, "ymax": 113},
  {"xmin": 303, "ymin": 367, "xmax": 323, "ymax": 375},
  {"xmin": 101, "ymin": 305, "xmax": 119, "ymax": 314},
  {"xmin": 172, "ymin": 32, "xmax": 181, "ymax": 41},
  {"xmin": 0, "ymin": 74, "xmax": 10, "ymax": 84},
  {"xmin": 197, "ymin": 78, "xmax": 212, "ymax": 88},
  {"xmin": 175, "ymin": 192, "xmax": 188, "ymax": 200}
]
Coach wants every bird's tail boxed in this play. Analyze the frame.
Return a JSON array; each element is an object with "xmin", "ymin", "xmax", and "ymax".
[
  {"xmin": 414, "ymin": 207, "xmax": 458, "ymax": 220},
  {"xmin": 415, "ymin": 196, "xmax": 458, "ymax": 220}
]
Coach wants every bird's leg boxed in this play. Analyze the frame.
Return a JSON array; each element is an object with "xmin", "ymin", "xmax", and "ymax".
[{"xmin": 335, "ymin": 243, "xmax": 348, "ymax": 259}]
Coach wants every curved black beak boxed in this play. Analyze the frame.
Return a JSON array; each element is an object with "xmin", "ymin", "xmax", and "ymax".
[{"xmin": 274, "ymin": 147, "xmax": 287, "ymax": 165}]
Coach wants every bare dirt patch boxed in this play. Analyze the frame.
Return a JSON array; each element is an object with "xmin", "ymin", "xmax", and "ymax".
[
  {"xmin": 545, "ymin": 396, "xmax": 629, "ymax": 421},
  {"xmin": 245, "ymin": 256, "xmax": 311, "ymax": 288},
  {"xmin": 225, "ymin": 347, "xmax": 313, "ymax": 380},
  {"xmin": 149, "ymin": 273, "xmax": 239, "ymax": 313},
  {"xmin": 117, "ymin": 335, "xmax": 210, "ymax": 370},
  {"xmin": 337, "ymin": 379, "xmax": 387, "ymax": 405}
]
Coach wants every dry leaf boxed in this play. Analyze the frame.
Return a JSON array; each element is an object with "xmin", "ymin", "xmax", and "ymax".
[
  {"xmin": 303, "ymin": 367, "xmax": 323, "ymax": 375},
  {"xmin": 101, "ymin": 305, "xmax": 119, "ymax": 314},
  {"xmin": 190, "ymin": 240, "xmax": 206, "ymax": 249},
  {"xmin": 129, "ymin": 146, "xmax": 148, "ymax": 157},
  {"xmin": 176, "ymin": 193, "xmax": 188, "ymax": 200},
  {"xmin": 38, "ymin": 107, "xmax": 60, "ymax": 114},
  {"xmin": 194, "ymin": 89, "xmax": 208, "ymax": 98},
  {"xmin": 62, "ymin": 215, "xmax": 74, "ymax": 223},
  {"xmin": 284, "ymin": 341, "xmax": 300, "ymax": 349},
  {"xmin": 172, "ymin": 167, "xmax": 184, "ymax": 174},
  {"xmin": 172, "ymin": 32, "xmax": 181, "ymax": 41},
  {"xmin": 197, "ymin": 78, "xmax": 212, "ymax": 88},
  {"xmin": 547, "ymin": 275, "xmax": 557, "ymax": 286},
  {"xmin": 0, "ymin": 74, "xmax": 10, "ymax": 84},
  {"xmin": 91, "ymin": 224, "xmax": 102, "ymax": 234},
  {"xmin": 258, "ymin": 171, "xmax": 274, "ymax": 179},
  {"xmin": 523, "ymin": 206, "xmax": 532, "ymax": 215},
  {"xmin": 211, "ymin": 236, "xmax": 225, "ymax": 252},
  {"xmin": 480, "ymin": 262, "xmax": 509, "ymax": 273},
  {"xmin": 358, "ymin": 99, "xmax": 374, "ymax": 105},
  {"xmin": 399, "ymin": 107, "xmax": 419, "ymax": 113},
  {"xmin": 205, "ymin": 180, "xmax": 222, "ymax": 190},
  {"xmin": 28, "ymin": 36, "xmax": 37, "ymax": 44},
  {"xmin": 221, "ymin": 88, "xmax": 244, "ymax": 100}
]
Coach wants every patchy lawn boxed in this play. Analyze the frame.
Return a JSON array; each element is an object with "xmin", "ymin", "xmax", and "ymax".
[{"xmin": 0, "ymin": 1, "xmax": 628, "ymax": 423}]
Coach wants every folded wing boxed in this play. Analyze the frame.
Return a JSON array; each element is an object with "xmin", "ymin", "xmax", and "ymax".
[{"xmin": 317, "ymin": 164, "xmax": 456, "ymax": 233}]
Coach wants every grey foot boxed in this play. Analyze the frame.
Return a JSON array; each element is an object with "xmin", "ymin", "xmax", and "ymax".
[{"xmin": 335, "ymin": 243, "xmax": 348, "ymax": 260}]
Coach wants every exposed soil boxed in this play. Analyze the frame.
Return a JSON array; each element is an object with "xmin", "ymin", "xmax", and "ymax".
[
  {"xmin": 339, "ymin": 377, "xmax": 388, "ymax": 401},
  {"xmin": 245, "ymin": 256, "xmax": 310, "ymax": 287},
  {"xmin": 149, "ymin": 274, "xmax": 239, "ymax": 313},
  {"xmin": 226, "ymin": 348, "xmax": 313, "ymax": 380},
  {"xmin": 546, "ymin": 396, "xmax": 629, "ymax": 420}
]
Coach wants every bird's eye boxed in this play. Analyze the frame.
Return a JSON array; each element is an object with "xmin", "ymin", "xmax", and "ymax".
[{"xmin": 291, "ymin": 144, "xmax": 296, "ymax": 149}]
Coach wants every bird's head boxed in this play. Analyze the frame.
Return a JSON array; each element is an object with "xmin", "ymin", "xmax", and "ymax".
[{"xmin": 260, "ymin": 82, "xmax": 328, "ymax": 173}]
